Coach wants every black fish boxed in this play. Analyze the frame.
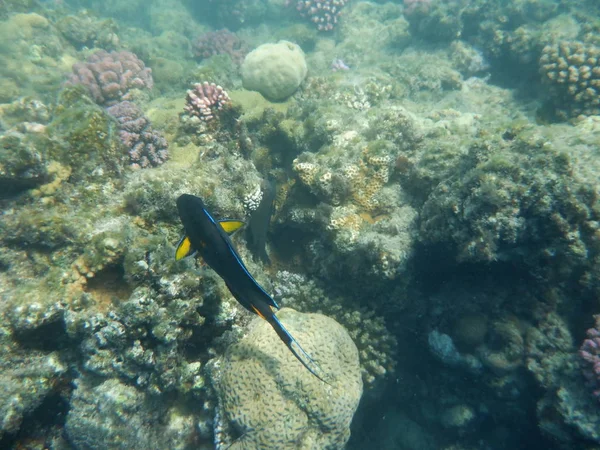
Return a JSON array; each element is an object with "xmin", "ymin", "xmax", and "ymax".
[
  {"xmin": 175, "ymin": 194, "xmax": 326, "ymax": 382},
  {"xmin": 246, "ymin": 179, "xmax": 276, "ymax": 264}
]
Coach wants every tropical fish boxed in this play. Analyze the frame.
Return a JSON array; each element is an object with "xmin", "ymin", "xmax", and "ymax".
[
  {"xmin": 246, "ymin": 179, "xmax": 276, "ymax": 264},
  {"xmin": 175, "ymin": 194, "xmax": 327, "ymax": 382}
]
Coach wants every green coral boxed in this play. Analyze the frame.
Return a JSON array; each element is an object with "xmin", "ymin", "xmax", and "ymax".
[
  {"xmin": 56, "ymin": 11, "xmax": 119, "ymax": 50},
  {"xmin": 0, "ymin": 131, "xmax": 49, "ymax": 196},
  {"xmin": 48, "ymin": 87, "xmax": 125, "ymax": 180},
  {"xmin": 419, "ymin": 120, "xmax": 600, "ymax": 293}
]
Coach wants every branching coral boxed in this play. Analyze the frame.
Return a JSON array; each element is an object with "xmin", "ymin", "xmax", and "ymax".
[{"xmin": 540, "ymin": 41, "xmax": 600, "ymax": 119}]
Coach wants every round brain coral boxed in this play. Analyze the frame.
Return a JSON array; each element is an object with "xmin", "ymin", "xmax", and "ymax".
[
  {"xmin": 214, "ymin": 308, "xmax": 362, "ymax": 449},
  {"xmin": 242, "ymin": 41, "xmax": 308, "ymax": 102}
]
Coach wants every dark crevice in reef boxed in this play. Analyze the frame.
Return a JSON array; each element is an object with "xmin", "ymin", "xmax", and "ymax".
[
  {"xmin": 13, "ymin": 319, "xmax": 70, "ymax": 353},
  {"xmin": 411, "ymin": 241, "xmax": 531, "ymax": 297},
  {"xmin": 0, "ymin": 388, "xmax": 72, "ymax": 450}
]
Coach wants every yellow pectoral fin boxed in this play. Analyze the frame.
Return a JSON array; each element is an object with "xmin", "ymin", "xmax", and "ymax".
[
  {"xmin": 219, "ymin": 220, "xmax": 244, "ymax": 235},
  {"xmin": 251, "ymin": 304, "xmax": 267, "ymax": 320},
  {"xmin": 175, "ymin": 235, "xmax": 194, "ymax": 260}
]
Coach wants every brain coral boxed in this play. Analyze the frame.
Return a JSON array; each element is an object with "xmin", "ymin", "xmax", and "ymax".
[
  {"xmin": 214, "ymin": 308, "xmax": 362, "ymax": 449},
  {"xmin": 242, "ymin": 41, "xmax": 308, "ymax": 102}
]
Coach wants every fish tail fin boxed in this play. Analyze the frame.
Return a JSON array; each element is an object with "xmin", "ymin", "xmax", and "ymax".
[{"xmin": 268, "ymin": 314, "xmax": 330, "ymax": 384}]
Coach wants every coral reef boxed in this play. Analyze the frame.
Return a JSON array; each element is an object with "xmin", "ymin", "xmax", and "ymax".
[
  {"xmin": 0, "ymin": 129, "xmax": 49, "ymax": 197},
  {"xmin": 183, "ymin": 82, "xmax": 232, "ymax": 123},
  {"xmin": 56, "ymin": 10, "xmax": 119, "ymax": 50},
  {"xmin": 67, "ymin": 50, "xmax": 153, "ymax": 106},
  {"xmin": 106, "ymin": 101, "xmax": 169, "ymax": 169},
  {"xmin": 47, "ymin": 87, "xmax": 127, "ymax": 180},
  {"xmin": 579, "ymin": 314, "xmax": 600, "ymax": 399},
  {"xmin": 526, "ymin": 312, "xmax": 600, "ymax": 444},
  {"xmin": 419, "ymin": 118, "xmax": 600, "ymax": 294},
  {"xmin": 193, "ymin": 29, "xmax": 248, "ymax": 65},
  {"xmin": 242, "ymin": 41, "xmax": 308, "ymax": 101},
  {"xmin": 4, "ymin": 1, "xmax": 600, "ymax": 449},
  {"xmin": 540, "ymin": 40, "xmax": 600, "ymax": 119},
  {"xmin": 0, "ymin": 322, "xmax": 68, "ymax": 441},
  {"xmin": 401, "ymin": 0, "xmax": 585, "ymax": 97},
  {"xmin": 65, "ymin": 376, "xmax": 198, "ymax": 450},
  {"xmin": 213, "ymin": 308, "xmax": 362, "ymax": 449},
  {"xmin": 290, "ymin": 0, "xmax": 348, "ymax": 31},
  {"xmin": 273, "ymin": 271, "xmax": 397, "ymax": 386},
  {"xmin": 0, "ymin": 12, "xmax": 71, "ymax": 103}
]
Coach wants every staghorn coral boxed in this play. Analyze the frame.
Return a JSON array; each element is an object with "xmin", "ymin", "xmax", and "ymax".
[
  {"xmin": 540, "ymin": 40, "xmax": 600, "ymax": 119},
  {"xmin": 213, "ymin": 308, "xmax": 362, "ymax": 450},
  {"xmin": 106, "ymin": 101, "xmax": 169, "ymax": 169},
  {"xmin": 183, "ymin": 82, "xmax": 231, "ymax": 123}
]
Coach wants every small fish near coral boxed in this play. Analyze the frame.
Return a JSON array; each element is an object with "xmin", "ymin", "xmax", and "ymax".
[
  {"xmin": 175, "ymin": 194, "xmax": 328, "ymax": 383},
  {"xmin": 246, "ymin": 179, "xmax": 276, "ymax": 264}
]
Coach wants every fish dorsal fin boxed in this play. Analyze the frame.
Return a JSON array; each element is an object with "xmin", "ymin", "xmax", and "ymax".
[
  {"xmin": 175, "ymin": 235, "xmax": 196, "ymax": 261},
  {"xmin": 219, "ymin": 219, "xmax": 244, "ymax": 235}
]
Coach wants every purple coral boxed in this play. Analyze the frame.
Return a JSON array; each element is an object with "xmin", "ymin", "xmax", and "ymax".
[
  {"xmin": 105, "ymin": 101, "xmax": 168, "ymax": 169},
  {"xmin": 192, "ymin": 29, "xmax": 248, "ymax": 65},
  {"xmin": 579, "ymin": 315, "xmax": 600, "ymax": 399},
  {"xmin": 184, "ymin": 82, "xmax": 231, "ymax": 122},
  {"xmin": 67, "ymin": 50, "xmax": 153, "ymax": 105},
  {"xmin": 403, "ymin": 0, "xmax": 433, "ymax": 15},
  {"xmin": 289, "ymin": 0, "xmax": 348, "ymax": 31}
]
